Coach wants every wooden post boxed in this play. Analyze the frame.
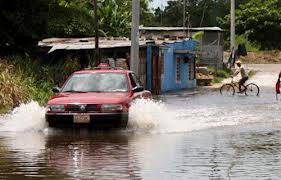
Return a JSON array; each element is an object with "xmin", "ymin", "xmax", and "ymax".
[{"xmin": 94, "ymin": 0, "xmax": 100, "ymax": 66}]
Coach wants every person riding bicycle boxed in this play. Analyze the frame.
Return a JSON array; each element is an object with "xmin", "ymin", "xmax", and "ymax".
[{"xmin": 231, "ymin": 60, "xmax": 248, "ymax": 93}]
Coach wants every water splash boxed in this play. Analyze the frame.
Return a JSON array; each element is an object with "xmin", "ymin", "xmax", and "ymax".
[
  {"xmin": 128, "ymin": 96, "xmax": 281, "ymax": 134},
  {"xmin": 0, "ymin": 92, "xmax": 279, "ymax": 134},
  {"xmin": 0, "ymin": 101, "xmax": 47, "ymax": 132},
  {"xmin": 128, "ymin": 98, "xmax": 175, "ymax": 132},
  {"xmin": 128, "ymin": 98, "xmax": 233, "ymax": 133}
]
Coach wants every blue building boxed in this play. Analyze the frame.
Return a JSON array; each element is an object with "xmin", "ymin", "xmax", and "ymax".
[
  {"xmin": 146, "ymin": 39, "xmax": 197, "ymax": 94},
  {"xmin": 38, "ymin": 37, "xmax": 197, "ymax": 94}
]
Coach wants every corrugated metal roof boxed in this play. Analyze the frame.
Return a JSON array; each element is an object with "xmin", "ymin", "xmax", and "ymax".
[
  {"xmin": 152, "ymin": 38, "xmax": 199, "ymax": 46},
  {"xmin": 140, "ymin": 26, "xmax": 224, "ymax": 31},
  {"xmin": 38, "ymin": 37, "xmax": 153, "ymax": 53}
]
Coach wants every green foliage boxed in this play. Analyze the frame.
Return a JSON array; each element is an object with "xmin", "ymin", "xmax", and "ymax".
[
  {"xmin": 0, "ymin": 56, "xmax": 55, "ymax": 111},
  {"xmin": 0, "ymin": 0, "xmax": 50, "ymax": 54},
  {"xmin": 235, "ymin": 35, "xmax": 260, "ymax": 52},
  {"xmin": 236, "ymin": 0, "xmax": 281, "ymax": 50},
  {"xmin": 216, "ymin": 69, "xmax": 230, "ymax": 79},
  {"xmin": 48, "ymin": 4, "xmax": 95, "ymax": 37},
  {"xmin": 207, "ymin": 66, "xmax": 232, "ymax": 83},
  {"xmin": 98, "ymin": 0, "xmax": 131, "ymax": 37},
  {"xmin": 220, "ymin": 0, "xmax": 281, "ymax": 50},
  {"xmin": 51, "ymin": 0, "xmax": 153, "ymax": 37},
  {"xmin": 0, "ymin": 0, "xmax": 153, "ymax": 54},
  {"xmin": 192, "ymin": 31, "xmax": 204, "ymax": 41},
  {"xmin": 8, "ymin": 56, "xmax": 55, "ymax": 106},
  {"xmin": 0, "ymin": 61, "xmax": 30, "ymax": 110},
  {"xmin": 151, "ymin": 0, "xmax": 234, "ymax": 27},
  {"xmin": 208, "ymin": 66, "xmax": 231, "ymax": 78}
]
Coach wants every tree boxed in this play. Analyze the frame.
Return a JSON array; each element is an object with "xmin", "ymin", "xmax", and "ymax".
[
  {"xmin": 48, "ymin": 2, "xmax": 95, "ymax": 37},
  {"xmin": 52, "ymin": 0, "xmax": 153, "ymax": 37},
  {"xmin": 151, "ymin": 0, "xmax": 232, "ymax": 27},
  {"xmin": 235, "ymin": 0, "xmax": 281, "ymax": 49},
  {"xmin": 0, "ymin": 0, "xmax": 154, "ymax": 54},
  {"xmin": 0, "ymin": 0, "xmax": 50, "ymax": 53}
]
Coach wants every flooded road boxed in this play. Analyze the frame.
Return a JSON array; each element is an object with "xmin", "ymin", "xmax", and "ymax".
[{"xmin": 0, "ymin": 64, "xmax": 281, "ymax": 179}]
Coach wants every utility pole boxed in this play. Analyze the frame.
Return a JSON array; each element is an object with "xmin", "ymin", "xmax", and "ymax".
[
  {"xmin": 183, "ymin": 0, "xmax": 186, "ymax": 27},
  {"xmin": 94, "ymin": 0, "xmax": 100, "ymax": 66},
  {"xmin": 230, "ymin": 0, "xmax": 235, "ymax": 51},
  {"xmin": 131, "ymin": 0, "xmax": 140, "ymax": 76}
]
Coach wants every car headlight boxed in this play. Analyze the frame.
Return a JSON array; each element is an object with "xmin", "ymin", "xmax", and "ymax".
[
  {"xmin": 48, "ymin": 105, "xmax": 65, "ymax": 112},
  {"xmin": 101, "ymin": 104, "xmax": 123, "ymax": 112}
]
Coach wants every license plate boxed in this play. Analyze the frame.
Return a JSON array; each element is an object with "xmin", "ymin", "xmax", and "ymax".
[{"xmin": 73, "ymin": 114, "xmax": 90, "ymax": 123}]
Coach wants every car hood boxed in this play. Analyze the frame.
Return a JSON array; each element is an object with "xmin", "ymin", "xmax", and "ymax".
[{"xmin": 48, "ymin": 92, "xmax": 130, "ymax": 105}]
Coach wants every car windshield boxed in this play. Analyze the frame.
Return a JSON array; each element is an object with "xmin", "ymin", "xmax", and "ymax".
[{"xmin": 62, "ymin": 73, "xmax": 128, "ymax": 93}]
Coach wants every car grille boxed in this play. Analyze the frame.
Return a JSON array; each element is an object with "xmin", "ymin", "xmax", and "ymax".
[
  {"xmin": 86, "ymin": 104, "xmax": 99, "ymax": 111},
  {"xmin": 65, "ymin": 104, "xmax": 98, "ymax": 112}
]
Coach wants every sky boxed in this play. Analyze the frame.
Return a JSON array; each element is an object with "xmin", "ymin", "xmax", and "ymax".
[{"xmin": 149, "ymin": 0, "xmax": 168, "ymax": 9}]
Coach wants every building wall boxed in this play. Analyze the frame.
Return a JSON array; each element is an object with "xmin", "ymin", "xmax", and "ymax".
[
  {"xmin": 161, "ymin": 40, "xmax": 197, "ymax": 92},
  {"xmin": 200, "ymin": 31, "xmax": 224, "ymax": 68},
  {"xmin": 140, "ymin": 29, "xmax": 224, "ymax": 69},
  {"xmin": 139, "ymin": 48, "xmax": 147, "ymax": 88},
  {"xmin": 146, "ymin": 45, "xmax": 161, "ymax": 94}
]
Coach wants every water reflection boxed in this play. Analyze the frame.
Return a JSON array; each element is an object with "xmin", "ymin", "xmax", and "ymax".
[
  {"xmin": 226, "ymin": 128, "xmax": 281, "ymax": 179},
  {"xmin": 0, "ymin": 132, "xmax": 49, "ymax": 179},
  {"xmin": 0, "ymin": 124, "xmax": 281, "ymax": 179},
  {"xmin": 45, "ymin": 130, "xmax": 141, "ymax": 180}
]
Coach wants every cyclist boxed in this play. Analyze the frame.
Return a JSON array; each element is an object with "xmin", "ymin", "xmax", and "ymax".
[{"xmin": 231, "ymin": 60, "xmax": 248, "ymax": 93}]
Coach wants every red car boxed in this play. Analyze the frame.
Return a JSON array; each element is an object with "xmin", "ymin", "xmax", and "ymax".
[{"xmin": 45, "ymin": 63, "xmax": 152, "ymax": 128}]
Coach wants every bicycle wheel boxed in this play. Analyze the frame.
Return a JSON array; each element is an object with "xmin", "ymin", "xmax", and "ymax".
[
  {"xmin": 220, "ymin": 84, "xmax": 235, "ymax": 96},
  {"xmin": 245, "ymin": 83, "xmax": 260, "ymax": 96}
]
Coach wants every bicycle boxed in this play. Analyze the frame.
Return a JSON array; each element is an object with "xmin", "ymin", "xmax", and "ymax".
[{"xmin": 220, "ymin": 77, "xmax": 260, "ymax": 96}]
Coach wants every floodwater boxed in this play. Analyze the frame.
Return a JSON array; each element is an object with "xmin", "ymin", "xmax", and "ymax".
[{"xmin": 0, "ymin": 64, "xmax": 281, "ymax": 179}]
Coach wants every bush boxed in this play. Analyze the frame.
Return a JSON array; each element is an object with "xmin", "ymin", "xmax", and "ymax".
[
  {"xmin": 0, "ymin": 56, "xmax": 55, "ymax": 111},
  {"xmin": 235, "ymin": 35, "xmax": 261, "ymax": 52},
  {"xmin": 207, "ymin": 66, "xmax": 232, "ymax": 83},
  {"xmin": 216, "ymin": 70, "xmax": 229, "ymax": 78}
]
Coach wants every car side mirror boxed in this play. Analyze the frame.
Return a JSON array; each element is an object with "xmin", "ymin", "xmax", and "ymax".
[
  {"xmin": 132, "ymin": 86, "xmax": 144, "ymax": 93},
  {"xmin": 52, "ymin": 87, "xmax": 61, "ymax": 93}
]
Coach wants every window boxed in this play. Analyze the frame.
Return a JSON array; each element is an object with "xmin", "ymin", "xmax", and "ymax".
[
  {"xmin": 160, "ymin": 52, "xmax": 164, "ymax": 75},
  {"xmin": 62, "ymin": 73, "xmax": 128, "ymax": 92},
  {"xmin": 189, "ymin": 58, "xmax": 195, "ymax": 80},
  {"xmin": 176, "ymin": 57, "xmax": 181, "ymax": 82},
  {"xmin": 129, "ymin": 73, "xmax": 142, "ymax": 88}
]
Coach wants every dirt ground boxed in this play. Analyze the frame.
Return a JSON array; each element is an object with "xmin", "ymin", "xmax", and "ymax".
[{"xmin": 224, "ymin": 51, "xmax": 281, "ymax": 64}]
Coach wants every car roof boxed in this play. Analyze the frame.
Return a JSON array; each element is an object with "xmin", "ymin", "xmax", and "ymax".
[
  {"xmin": 72, "ymin": 63, "xmax": 133, "ymax": 74},
  {"xmin": 74, "ymin": 69, "xmax": 130, "ymax": 74}
]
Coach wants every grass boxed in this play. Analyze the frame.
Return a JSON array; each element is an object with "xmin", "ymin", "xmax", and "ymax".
[
  {"xmin": 0, "ymin": 54, "xmax": 83, "ymax": 113},
  {"xmin": 0, "ymin": 108, "xmax": 9, "ymax": 114},
  {"xmin": 207, "ymin": 66, "xmax": 232, "ymax": 84},
  {"xmin": 0, "ymin": 56, "xmax": 55, "ymax": 112}
]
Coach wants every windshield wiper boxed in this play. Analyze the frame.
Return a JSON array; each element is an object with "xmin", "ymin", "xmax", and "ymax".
[
  {"xmin": 88, "ymin": 90, "xmax": 103, "ymax": 93},
  {"xmin": 63, "ymin": 90, "xmax": 87, "ymax": 93},
  {"xmin": 109, "ymin": 89, "xmax": 127, "ymax": 92}
]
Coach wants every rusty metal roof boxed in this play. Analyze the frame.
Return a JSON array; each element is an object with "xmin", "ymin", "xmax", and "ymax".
[
  {"xmin": 38, "ymin": 37, "xmax": 154, "ymax": 53},
  {"xmin": 140, "ymin": 26, "xmax": 224, "ymax": 32}
]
